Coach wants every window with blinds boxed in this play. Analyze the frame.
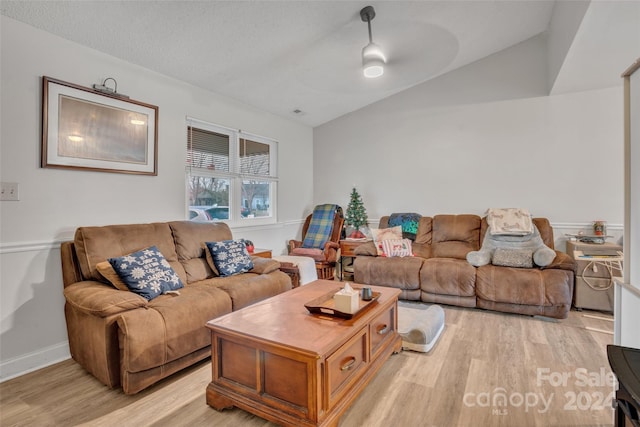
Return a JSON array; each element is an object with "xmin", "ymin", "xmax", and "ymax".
[
  {"xmin": 186, "ymin": 118, "xmax": 277, "ymax": 225},
  {"xmin": 187, "ymin": 127, "xmax": 229, "ymax": 172}
]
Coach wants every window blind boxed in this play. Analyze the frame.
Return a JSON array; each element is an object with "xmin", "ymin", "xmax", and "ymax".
[{"xmin": 187, "ymin": 126, "xmax": 229, "ymax": 172}]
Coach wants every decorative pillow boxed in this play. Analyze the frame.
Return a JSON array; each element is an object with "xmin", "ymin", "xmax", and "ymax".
[
  {"xmin": 204, "ymin": 250, "xmax": 279, "ymax": 275},
  {"xmin": 491, "ymin": 248, "xmax": 533, "ymax": 268},
  {"xmin": 108, "ymin": 246, "xmax": 184, "ymax": 301},
  {"xmin": 371, "ymin": 226, "xmax": 402, "ymax": 256},
  {"xmin": 96, "ymin": 261, "xmax": 129, "ymax": 291},
  {"xmin": 205, "ymin": 240, "xmax": 254, "ymax": 277},
  {"xmin": 380, "ymin": 239, "xmax": 413, "ymax": 257},
  {"xmin": 487, "ymin": 208, "xmax": 533, "ymax": 236}
]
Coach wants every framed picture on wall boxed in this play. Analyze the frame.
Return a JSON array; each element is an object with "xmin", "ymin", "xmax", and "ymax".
[{"xmin": 41, "ymin": 76, "xmax": 158, "ymax": 175}]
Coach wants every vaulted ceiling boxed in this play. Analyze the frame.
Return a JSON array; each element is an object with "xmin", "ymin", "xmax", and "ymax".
[{"xmin": 2, "ymin": 1, "xmax": 638, "ymax": 127}]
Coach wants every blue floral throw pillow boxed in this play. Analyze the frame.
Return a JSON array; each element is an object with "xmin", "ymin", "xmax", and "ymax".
[
  {"xmin": 205, "ymin": 240, "xmax": 254, "ymax": 277},
  {"xmin": 108, "ymin": 246, "xmax": 184, "ymax": 301}
]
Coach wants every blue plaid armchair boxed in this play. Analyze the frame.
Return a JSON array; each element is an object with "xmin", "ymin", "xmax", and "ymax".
[{"xmin": 288, "ymin": 204, "xmax": 344, "ymax": 280}]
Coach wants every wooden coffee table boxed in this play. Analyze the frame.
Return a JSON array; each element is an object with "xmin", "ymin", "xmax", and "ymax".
[{"xmin": 206, "ymin": 280, "xmax": 401, "ymax": 427}]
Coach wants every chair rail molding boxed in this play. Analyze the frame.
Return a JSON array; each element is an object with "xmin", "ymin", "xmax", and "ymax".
[{"xmin": 0, "ymin": 240, "xmax": 65, "ymax": 254}]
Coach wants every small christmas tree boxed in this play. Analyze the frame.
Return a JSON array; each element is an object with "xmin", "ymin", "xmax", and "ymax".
[{"xmin": 345, "ymin": 187, "xmax": 368, "ymax": 238}]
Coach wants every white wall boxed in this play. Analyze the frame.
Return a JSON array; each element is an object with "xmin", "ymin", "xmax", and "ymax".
[
  {"xmin": 314, "ymin": 34, "xmax": 624, "ymax": 229},
  {"xmin": 0, "ymin": 16, "xmax": 314, "ymax": 380}
]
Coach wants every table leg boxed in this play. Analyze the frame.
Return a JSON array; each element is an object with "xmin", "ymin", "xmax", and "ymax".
[{"xmin": 206, "ymin": 383, "xmax": 235, "ymax": 411}]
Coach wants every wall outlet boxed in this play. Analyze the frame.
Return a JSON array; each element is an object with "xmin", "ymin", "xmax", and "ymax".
[{"xmin": 1, "ymin": 182, "xmax": 20, "ymax": 201}]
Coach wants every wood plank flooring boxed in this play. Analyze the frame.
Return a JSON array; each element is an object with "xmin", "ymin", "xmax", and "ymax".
[{"xmin": 0, "ymin": 307, "xmax": 615, "ymax": 427}]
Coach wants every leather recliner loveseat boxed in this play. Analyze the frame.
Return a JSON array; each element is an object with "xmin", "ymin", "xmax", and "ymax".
[
  {"xmin": 60, "ymin": 220, "xmax": 291, "ymax": 394},
  {"xmin": 353, "ymin": 214, "xmax": 575, "ymax": 319}
]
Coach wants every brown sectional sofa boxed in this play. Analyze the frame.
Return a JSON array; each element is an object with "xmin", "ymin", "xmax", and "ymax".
[
  {"xmin": 60, "ymin": 221, "xmax": 291, "ymax": 394},
  {"xmin": 354, "ymin": 214, "xmax": 576, "ymax": 319}
]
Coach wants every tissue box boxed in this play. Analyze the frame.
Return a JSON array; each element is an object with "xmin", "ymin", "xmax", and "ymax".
[{"xmin": 334, "ymin": 292, "xmax": 359, "ymax": 314}]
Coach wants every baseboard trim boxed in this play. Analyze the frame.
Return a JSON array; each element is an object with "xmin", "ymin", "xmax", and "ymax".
[{"xmin": 0, "ymin": 341, "xmax": 70, "ymax": 383}]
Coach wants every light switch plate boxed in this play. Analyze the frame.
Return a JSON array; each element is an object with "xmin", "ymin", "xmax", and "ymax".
[{"xmin": 1, "ymin": 182, "xmax": 19, "ymax": 201}]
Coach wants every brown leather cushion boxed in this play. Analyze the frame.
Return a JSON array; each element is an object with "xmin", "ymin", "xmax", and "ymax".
[
  {"xmin": 354, "ymin": 256, "xmax": 423, "ymax": 290},
  {"xmin": 420, "ymin": 258, "xmax": 476, "ymax": 297},
  {"xmin": 431, "ymin": 215, "xmax": 481, "ymax": 259},
  {"xmin": 118, "ymin": 284, "xmax": 233, "ymax": 373},
  {"xmin": 202, "ymin": 247, "xmax": 280, "ymax": 275},
  {"xmin": 476, "ymin": 265, "xmax": 573, "ymax": 307},
  {"xmin": 211, "ymin": 271, "xmax": 293, "ymax": 310},
  {"xmin": 169, "ymin": 221, "xmax": 233, "ymax": 283},
  {"xmin": 74, "ymin": 222, "xmax": 185, "ymax": 284}
]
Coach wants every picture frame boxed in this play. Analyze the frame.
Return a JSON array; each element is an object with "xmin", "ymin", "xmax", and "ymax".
[{"xmin": 41, "ymin": 76, "xmax": 158, "ymax": 175}]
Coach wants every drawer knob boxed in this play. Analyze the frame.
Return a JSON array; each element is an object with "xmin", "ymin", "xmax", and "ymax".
[
  {"xmin": 377, "ymin": 324, "xmax": 389, "ymax": 335},
  {"xmin": 340, "ymin": 357, "xmax": 356, "ymax": 371}
]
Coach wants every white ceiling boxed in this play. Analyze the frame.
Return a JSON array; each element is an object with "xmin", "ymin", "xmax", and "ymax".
[
  {"xmin": 550, "ymin": 0, "xmax": 640, "ymax": 95},
  {"xmin": 1, "ymin": 1, "xmax": 638, "ymax": 127}
]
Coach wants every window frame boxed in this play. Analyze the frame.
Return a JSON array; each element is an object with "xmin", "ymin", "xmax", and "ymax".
[{"xmin": 186, "ymin": 117, "xmax": 278, "ymax": 227}]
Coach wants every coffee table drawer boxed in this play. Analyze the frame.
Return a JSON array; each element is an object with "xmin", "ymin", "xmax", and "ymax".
[
  {"xmin": 370, "ymin": 305, "xmax": 396, "ymax": 358},
  {"xmin": 326, "ymin": 326, "xmax": 368, "ymax": 408}
]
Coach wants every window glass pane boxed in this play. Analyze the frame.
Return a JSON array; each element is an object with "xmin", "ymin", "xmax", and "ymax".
[
  {"xmin": 240, "ymin": 138, "xmax": 269, "ymax": 176},
  {"xmin": 187, "ymin": 127, "xmax": 229, "ymax": 172},
  {"xmin": 241, "ymin": 180, "xmax": 271, "ymax": 218},
  {"xmin": 188, "ymin": 175, "xmax": 230, "ymax": 222},
  {"xmin": 204, "ymin": 206, "xmax": 229, "ymax": 221}
]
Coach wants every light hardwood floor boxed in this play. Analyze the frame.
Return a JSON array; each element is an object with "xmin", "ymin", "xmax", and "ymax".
[{"xmin": 0, "ymin": 306, "xmax": 615, "ymax": 427}]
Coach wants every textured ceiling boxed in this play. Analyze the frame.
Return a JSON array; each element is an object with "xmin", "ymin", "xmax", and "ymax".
[{"xmin": 2, "ymin": 1, "xmax": 634, "ymax": 127}]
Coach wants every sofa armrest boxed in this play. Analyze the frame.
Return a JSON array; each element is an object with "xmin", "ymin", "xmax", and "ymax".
[
  {"xmin": 354, "ymin": 241, "xmax": 377, "ymax": 256},
  {"xmin": 323, "ymin": 241, "xmax": 339, "ymax": 263},
  {"xmin": 250, "ymin": 257, "xmax": 281, "ymax": 274},
  {"xmin": 541, "ymin": 251, "xmax": 577, "ymax": 272},
  {"xmin": 288, "ymin": 239, "xmax": 303, "ymax": 253},
  {"xmin": 64, "ymin": 280, "xmax": 148, "ymax": 317}
]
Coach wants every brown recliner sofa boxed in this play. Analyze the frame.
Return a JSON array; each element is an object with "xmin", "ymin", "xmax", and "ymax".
[
  {"xmin": 60, "ymin": 220, "xmax": 291, "ymax": 394},
  {"xmin": 354, "ymin": 214, "xmax": 575, "ymax": 319}
]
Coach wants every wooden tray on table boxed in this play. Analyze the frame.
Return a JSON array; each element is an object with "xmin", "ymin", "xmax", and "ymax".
[{"xmin": 304, "ymin": 288, "xmax": 381, "ymax": 319}]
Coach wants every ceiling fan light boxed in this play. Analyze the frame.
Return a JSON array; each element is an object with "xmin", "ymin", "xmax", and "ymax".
[
  {"xmin": 362, "ymin": 42, "xmax": 386, "ymax": 78},
  {"xmin": 363, "ymin": 60, "xmax": 384, "ymax": 78},
  {"xmin": 362, "ymin": 42, "xmax": 386, "ymax": 62}
]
